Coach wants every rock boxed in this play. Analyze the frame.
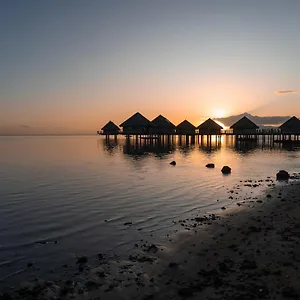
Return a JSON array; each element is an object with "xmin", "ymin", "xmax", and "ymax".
[
  {"xmin": 218, "ymin": 261, "xmax": 229, "ymax": 272},
  {"xmin": 97, "ymin": 253, "xmax": 104, "ymax": 260},
  {"xmin": 170, "ymin": 161, "xmax": 176, "ymax": 166},
  {"xmin": 221, "ymin": 207, "xmax": 226, "ymax": 210},
  {"xmin": 178, "ymin": 287, "xmax": 194, "ymax": 297},
  {"xmin": 168, "ymin": 262, "xmax": 179, "ymax": 268},
  {"xmin": 144, "ymin": 244, "xmax": 159, "ymax": 253},
  {"xmin": 240, "ymin": 259, "xmax": 257, "ymax": 270},
  {"xmin": 85, "ymin": 280, "xmax": 98, "ymax": 290},
  {"xmin": 0, "ymin": 293, "xmax": 13, "ymax": 300},
  {"xmin": 276, "ymin": 170, "xmax": 290, "ymax": 180},
  {"xmin": 221, "ymin": 166, "xmax": 231, "ymax": 174},
  {"xmin": 76, "ymin": 256, "xmax": 88, "ymax": 264},
  {"xmin": 97, "ymin": 271, "xmax": 105, "ymax": 278},
  {"xmin": 195, "ymin": 217, "xmax": 207, "ymax": 222},
  {"xmin": 282, "ymin": 286, "xmax": 299, "ymax": 298},
  {"xmin": 206, "ymin": 163, "xmax": 215, "ymax": 168},
  {"xmin": 266, "ymin": 194, "xmax": 272, "ymax": 198},
  {"xmin": 124, "ymin": 222, "xmax": 133, "ymax": 226}
]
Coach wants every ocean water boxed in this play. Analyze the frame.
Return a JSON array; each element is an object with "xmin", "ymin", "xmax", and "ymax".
[{"xmin": 0, "ymin": 135, "xmax": 300, "ymax": 286}]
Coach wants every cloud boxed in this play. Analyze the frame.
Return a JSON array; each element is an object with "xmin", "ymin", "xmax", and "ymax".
[{"xmin": 276, "ymin": 90, "xmax": 300, "ymax": 94}]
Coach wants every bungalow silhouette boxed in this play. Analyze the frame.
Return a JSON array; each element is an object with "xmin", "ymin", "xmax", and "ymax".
[
  {"xmin": 120, "ymin": 112, "xmax": 153, "ymax": 135},
  {"xmin": 279, "ymin": 116, "xmax": 300, "ymax": 134},
  {"xmin": 197, "ymin": 118, "xmax": 223, "ymax": 135},
  {"xmin": 230, "ymin": 116, "xmax": 259, "ymax": 134},
  {"xmin": 151, "ymin": 115, "xmax": 176, "ymax": 135},
  {"xmin": 176, "ymin": 120, "xmax": 196, "ymax": 135},
  {"xmin": 98, "ymin": 121, "xmax": 120, "ymax": 136}
]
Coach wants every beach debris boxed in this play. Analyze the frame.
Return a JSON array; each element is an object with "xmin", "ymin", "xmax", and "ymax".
[
  {"xmin": 170, "ymin": 161, "xmax": 176, "ymax": 166},
  {"xmin": 276, "ymin": 170, "xmax": 290, "ymax": 180},
  {"xmin": 206, "ymin": 163, "xmax": 215, "ymax": 168},
  {"xmin": 221, "ymin": 166, "xmax": 231, "ymax": 174}
]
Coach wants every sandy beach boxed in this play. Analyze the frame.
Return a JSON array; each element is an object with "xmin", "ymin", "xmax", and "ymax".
[{"xmin": 1, "ymin": 175, "xmax": 300, "ymax": 300}]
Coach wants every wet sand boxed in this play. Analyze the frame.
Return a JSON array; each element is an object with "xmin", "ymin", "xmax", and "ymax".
[{"xmin": 1, "ymin": 176, "xmax": 300, "ymax": 299}]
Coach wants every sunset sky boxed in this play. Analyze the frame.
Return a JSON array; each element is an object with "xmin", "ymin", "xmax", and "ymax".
[{"xmin": 1, "ymin": 0, "xmax": 300, "ymax": 134}]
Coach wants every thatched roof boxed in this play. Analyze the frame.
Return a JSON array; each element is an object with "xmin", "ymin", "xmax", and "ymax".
[
  {"xmin": 279, "ymin": 116, "xmax": 300, "ymax": 130},
  {"xmin": 230, "ymin": 116, "xmax": 259, "ymax": 129},
  {"xmin": 176, "ymin": 120, "xmax": 196, "ymax": 130},
  {"xmin": 197, "ymin": 118, "xmax": 223, "ymax": 130},
  {"xmin": 151, "ymin": 115, "xmax": 175, "ymax": 129},
  {"xmin": 101, "ymin": 121, "xmax": 120, "ymax": 131},
  {"xmin": 120, "ymin": 112, "xmax": 152, "ymax": 127}
]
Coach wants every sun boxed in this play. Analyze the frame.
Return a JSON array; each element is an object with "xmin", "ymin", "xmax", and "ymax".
[{"xmin": 212, "ymin": 108, "xmax": 227, "ymax": 118}]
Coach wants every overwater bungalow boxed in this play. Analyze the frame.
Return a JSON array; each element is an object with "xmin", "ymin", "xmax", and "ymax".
[
  {"xmin": 230, "ymin": 116, "xmax": 259, "ymax": 135},
  {"xmin": 98, "ymin": 121, "xmax": 120, "ymax": 136},
  {"xmin": 176, "ymin": 120, "xmax": 196, "ymax": 135},
  {"xmin": 151, "ymin": 115, "xmax": 176, "ymax": 135},
  {"xmin": 120, "ymin": 112, "xmax": 153, "ymax": 135},
  {"xmin": 197, "ymin": 118, "xmax": 223, "ymax": 135},
  {"xmin": 279, "ymin": 116, "xmax": 300, "ymax": 134}
]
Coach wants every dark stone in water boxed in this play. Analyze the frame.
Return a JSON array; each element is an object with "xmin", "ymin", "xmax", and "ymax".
[
  {"xmin": 221, "ymin": 166, "xmax": 231, "ymax": 174},
  {"xmin": 124, "ymin": 222, "xmax": 133, "ymax": 226},
  {"xmin": 206, "ymin": 163, "xmax": 215, "ymax": 168},
  {"xmin": 276, "ymin": 170, "xmax": 290, "ymax": 181},
  {"xmin": 76, "ymin": 256, "xmax": 88, "ymax": 265},
  {"xmin": 170, "ymin": 161, "xmax": 176, "ymax": 166}
]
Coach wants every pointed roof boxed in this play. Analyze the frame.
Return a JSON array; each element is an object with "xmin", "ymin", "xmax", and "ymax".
[
  {"xmin": 176, "ymin": 120, "xmax": 196, "ymax": 130},
  {"xmin": 197, "ymin": 118, "xmax": 223, "ymax": 130},
  {"xmin": 151, "ymin": 115, "xmax": 175, "ymax": 129},
  {"xmin": 230, "ymin": 116, "xmax": 259, "ymax": 129},
  {"xmin": 120, "ymin": 112, "xmax": 152, "ymax": 127},
  {"xmin": 279, "ymin": 116, "xmax": 300, "ymax": 129},
  {"xmin": 101, "ymin": 121, "xmax": 120, "ymax": 131}
]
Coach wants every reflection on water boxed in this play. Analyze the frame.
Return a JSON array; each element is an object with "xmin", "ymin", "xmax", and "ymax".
[
  {"xmin": 101, "ymin": 135, "xmax": 300, "ymax": 157},
  {"xmin": 1, "ymin": 135, "xmax": 300, "ymax": 287}
]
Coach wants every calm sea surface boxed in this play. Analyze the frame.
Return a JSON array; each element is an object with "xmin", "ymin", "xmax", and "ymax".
[{"xmin": 0, "ymin": 135, "xmax": 300, "ymax": 285}]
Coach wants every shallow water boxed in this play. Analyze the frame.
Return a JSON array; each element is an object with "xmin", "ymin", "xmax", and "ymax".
[{"xmin": 0, "ymin": 135, "xmax": 299, "ymax": 285}]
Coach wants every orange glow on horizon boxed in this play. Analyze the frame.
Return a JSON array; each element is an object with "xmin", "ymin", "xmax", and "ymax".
[{"xmin": 214, "ymin": 120, "xmax": 227, "ymax": 129}]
